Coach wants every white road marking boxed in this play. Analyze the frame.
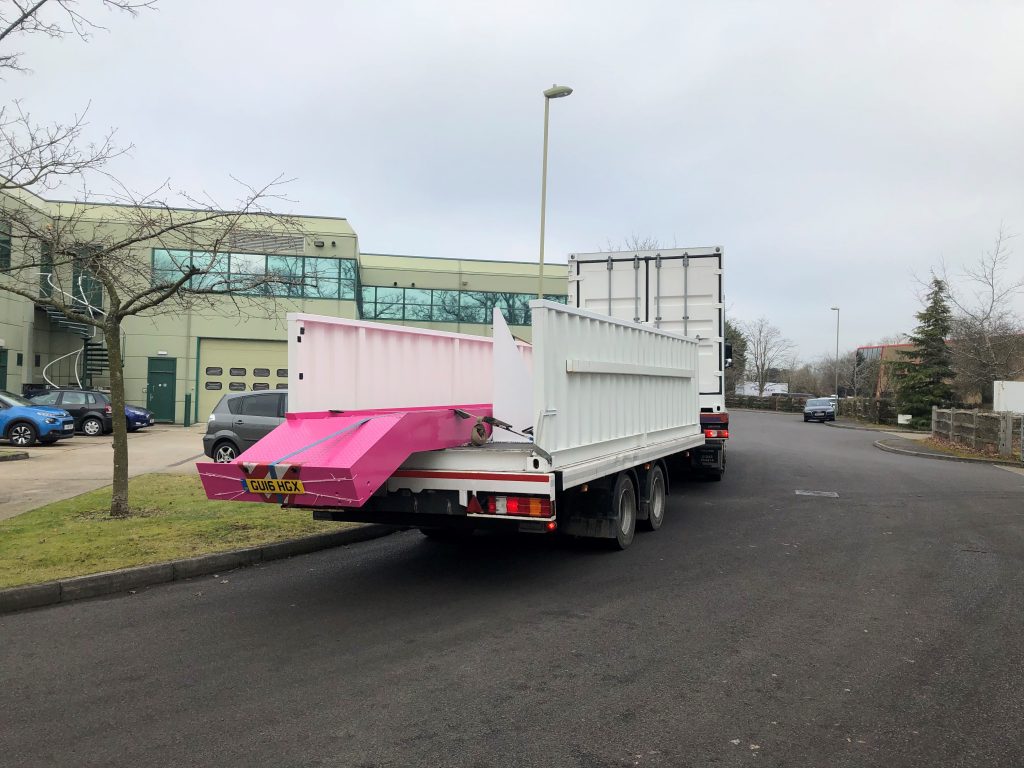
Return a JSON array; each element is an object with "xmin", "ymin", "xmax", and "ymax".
[
  {"xmin": 795, "ymin": 490, "xmax": 840, "ymax": 497},
  {"xmin": 993, "ymin": 465, "xmax": 1024, "ymax": 476}
]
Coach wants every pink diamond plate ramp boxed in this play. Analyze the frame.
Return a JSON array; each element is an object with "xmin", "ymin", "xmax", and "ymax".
[{"xmin": 197, "ymin": 404, "xmax": 492, "ymax": 508}]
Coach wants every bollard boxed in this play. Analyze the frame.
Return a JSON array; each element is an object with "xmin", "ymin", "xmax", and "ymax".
[{"xmin": 184, "ymin": 393, "xmax": 192, "ymax": 428}]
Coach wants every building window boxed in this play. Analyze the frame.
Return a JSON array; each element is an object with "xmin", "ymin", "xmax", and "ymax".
[
  {"xmin": 151, "ymin": 248, "xmax": 358, "ymax": 300},
  {"xmin": 359, "ymin": 286, "xmax": 568, "ymax": 325},
  {"xmin": 205, "ymin": 381, "xmax": 222, "ymax": 390},
  {"xmin": 229, "ymin": 382, "xmax": 246, "ymax": 391},
  {"xmin": 229, "ymin": 367, "xmax": 246, "ymax": 377},
  {"xmin": 205, "ymin": 366, "xmax": 223, "ymax": 376},
  {"xmin": 0, "ymin": 221, "xmax": 10, "ymax": 271},
  {"xmin": 251, "ymin": 382, "xmax": 270, "ymax": 391},
  {"xmin": 276, "ymin": 383, "xmax": 288, "ymax": 389},
  {"xmin": 253, "ymin": 368, "xmax": 270, "ymax": 377},
  {"xmin": 16, "ymin": 353, "xmax": 23, "ymax": 366},
  {"xmin": 276, "ymin": 368, "xmax": 287, "ymax": 378}
]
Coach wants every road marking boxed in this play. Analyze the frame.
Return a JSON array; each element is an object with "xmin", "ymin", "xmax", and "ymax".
[
  {"xmin": 993, "ymin": 465, "xmax": 1024, "ymax": 476},
  {"xmin": 795, "ymin": 490, "xmax": 839, "ymax": 497}
]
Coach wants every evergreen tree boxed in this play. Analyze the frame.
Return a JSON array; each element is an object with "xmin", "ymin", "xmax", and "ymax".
[{"xmin": 894, "ymin": 277, "xmax": 955, "ymax": 418}]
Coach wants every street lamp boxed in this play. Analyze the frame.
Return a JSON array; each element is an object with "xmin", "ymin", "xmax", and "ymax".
[
  {"xmin": 538, "ymin": 84, "xmax": 573, "ymax": 299},
  {"xmin": 830, "ymin": 306, "xmax": 840, "ymax": 415}
]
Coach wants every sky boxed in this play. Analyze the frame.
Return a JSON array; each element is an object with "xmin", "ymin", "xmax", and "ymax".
[{"xmin": 11, "ymin": 0, "xmax": 1024, "ymax": 358}]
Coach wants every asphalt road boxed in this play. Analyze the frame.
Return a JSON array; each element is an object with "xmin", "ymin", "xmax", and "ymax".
[{"xmin": 3, "ymin": 411, "xmax": 1024, "ymax": 768}]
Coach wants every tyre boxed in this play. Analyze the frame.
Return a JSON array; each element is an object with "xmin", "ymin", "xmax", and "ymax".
[
  {"xmin": 213, "ymin": 441, "xmax": 239, "ymax": 463},
  {"xmin": 8, "ymin": 422, "xmax": 37, "ymax": 447},
  {"xmin": 639, "ymin": 465, "xmax": 666, "ymax": 532},
  {"xmin": 82, "ymin": 417, "xmax": 103, "ymax": 436},
  {"xmin": 708, "ymin": 469, "xmax": 724, "ymax": 481},
  {"xmin": 609, "ymin": 473, "xmax": 637, "ymax": 550},
  {"xmin": 803, "ymin": 415, "xmax": 809, "ymax": 422}
]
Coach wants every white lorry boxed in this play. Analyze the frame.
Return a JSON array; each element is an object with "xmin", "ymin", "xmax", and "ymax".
[
  {"xmin": 199, "ymin": 300, "xmax": 708, "ymax": 548},
  {"xmin": 568, "ymin": 246, "xmax": 730, "ymax": 479}
]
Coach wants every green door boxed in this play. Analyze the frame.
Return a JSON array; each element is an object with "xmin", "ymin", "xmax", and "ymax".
[
  {"xmin": 146, "ymin": 357, "xmax": 177, "ymax": 422},
  {"xmin": 0, "ymin": 350, "xmax": 7, "ymax": 392}
]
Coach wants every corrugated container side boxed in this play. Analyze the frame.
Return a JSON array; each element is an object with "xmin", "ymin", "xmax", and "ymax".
[
  {"xmin": 530, "ymin": 301, "xmax": 700, "ymax": 466},
  {"xmin": 287, "ymin": 313, "xmax": 531, "ymax": 412}
]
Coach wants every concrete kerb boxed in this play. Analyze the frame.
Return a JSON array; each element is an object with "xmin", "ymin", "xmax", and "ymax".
[
  {"xmin": 0, "ymin": 451, "xmax": 29, "ymax": 462},
  {"xmin": 0, "ymin": 524, "xmax": 397, "ymax": 615},
  {"xmin": 873, "ymin": 438, "xmax": 1023, "ymax": 467},
  {"xmin": 827, "ymin": 421, "xmax": 923, "ymax": 434}
]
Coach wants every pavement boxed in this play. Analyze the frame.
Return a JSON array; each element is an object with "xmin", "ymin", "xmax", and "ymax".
[
  {"xmin": 0, "ymin": 424, "xmax": 209, "ymax": 519},
  {"xmin": 3, "ymin": 411, "xmax": 1024, "ymax": 767}
]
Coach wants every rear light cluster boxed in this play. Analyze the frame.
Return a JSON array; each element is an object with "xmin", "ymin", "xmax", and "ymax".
[
  {"xmin": 104, "ymin": 404, "xmax": 112, "ymax": 414},
  {"xmin": 484, "ymin": 495, "xmax": 552, "ymax": 518},
  {"xmin": 703, "ymin": 428, "xmax": 729, "ymax": 439}
]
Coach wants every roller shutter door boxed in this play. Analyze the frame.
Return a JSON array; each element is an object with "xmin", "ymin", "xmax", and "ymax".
[{"xmin": 198, "ymin": 338, "xmax": 288, "ymax": 419}]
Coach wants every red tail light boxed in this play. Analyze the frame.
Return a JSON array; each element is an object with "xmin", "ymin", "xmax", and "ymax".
[
  {"xmin": 484, "ymin": 495, "xmax": 552, "ymax": 517},
  {"xmin": 104, "ymin": 404, "xmax": 112, "ymax": 414},
  {"xmin": 704, "ymin": 428, "xmax": 729, "ymax": 439}
]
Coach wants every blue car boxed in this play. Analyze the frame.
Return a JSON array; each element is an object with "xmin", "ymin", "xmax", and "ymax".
[
  {"xmin": 0, "ymin": 390, "xmax": 76, "ymax": 447},
  {"xmin": 125, "ymin": 404, "xmax": 156, "ymax": 431}
]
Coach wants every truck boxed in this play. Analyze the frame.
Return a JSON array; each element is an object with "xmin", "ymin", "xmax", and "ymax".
[
  {"xmin": 567, "ymin": 246, "xmax": 730, "ymax": 480},
  {"xmin": 198, "ymin": 300, "xmax": 707, "ymax": 549}
]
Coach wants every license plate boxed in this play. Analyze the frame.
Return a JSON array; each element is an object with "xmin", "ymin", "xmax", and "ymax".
[
  {"xmin": 63, "ymin": 423, "xmax": 74, "ymax": 431},
  {"xmin": 244, "ymin": 478, "xmax": 305, "ymax": 495},
  {"xmin": 814, "ymin": 412, "xmax": 824, "ymax": 417},
  {"xmin": 148, "ymin": 418, "xmax": 155, "ymax": 425}
]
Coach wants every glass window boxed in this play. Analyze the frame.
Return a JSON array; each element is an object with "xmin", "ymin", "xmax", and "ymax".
[
  {"xmin": 276, "ymin": 368, "xmax": 287, "ymax": 378},
  {"xmin": 276, "ymin": 383, "xmax": 288, "ymax": 390},
  {"xmin": 229, "ymin": 367, "xmax": 246, "ymax": 377},
  {"xmin": 189, "ymin": 252, "xmax": 230, "ymax": 291},
  {"xmin": 404, "ymin": 288, "xmax": 432, "ymax": 320},
  {"xmin": 458, "ymin": 292, "xmax": 489, "ymax": 324},
  {"xmin": 39, "ymin": 244, "xmax": 53, "ymax": 297},
  {"xmin": 61, "ymin": 392, "xmax": 87, "ymax": 405},
  {"xmin": 240, "ymin": 393, "xmax": 281, "ymax": 417},
  {"xmin": 32, "ymin": 392, "xmax": 59, "ymax": 405},
  {"xmin": 0, "ymin": 220, "xmax": 10, "ymax": 271},
  {"xmin": 432, "ymin": 290, "xmax": 461, "ymax": 322},
  {"xmin": 86, "ymin": 393, "xmax": 99, "ymax": 404},
  {"xmin": 205, "ymin": 381, "xmax": 222, "ymax": 390},
  {"xmin": 205, "ymin": 366, "xmax": 223, "ymax": 376},
  {"xmin": 152, "ymin": 249, "xmax": 190, "ymax": 285},
  {"xmin": 253, "ymin": 368, "xmax": 270, "ymax": 377},
  {"xmin": 229, "ymin": 382, "xmax": 246, "ymax": 391},
  {"xmin": 251, "ymin": 382, "xmax": 270, "ymax": 391},
  {"xmin": 305, "ymin": 257, "xmax": 340, "ymax": 299},
  {"xmin": 338, "ymin": 259, "xmax": 358, "ymax": 281},
  {"xmin": 267, "ymin": 255, "xmax": 304, "ymax": 297}
]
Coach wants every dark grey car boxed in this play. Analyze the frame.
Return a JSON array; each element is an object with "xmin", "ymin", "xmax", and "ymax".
[
  {"xmin": 203, "ymin": 390, "xmax": 287, "ymax": 462},
  {"xmin": 803, "ymin": 397, "xmax": 836, "ymax": 423}
]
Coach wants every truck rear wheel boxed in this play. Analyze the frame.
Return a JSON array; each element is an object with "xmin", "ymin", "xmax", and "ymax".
[
  {"xmin": 609, "ymin": 473, "xmax": 637, "ymax": 550},
  {"xmin": 639, "ymin": 465, "xmax": 666, "ymax": 531}
]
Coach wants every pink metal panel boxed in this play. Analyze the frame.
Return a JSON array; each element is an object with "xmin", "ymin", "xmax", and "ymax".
[
  {"xmin": 287, "ymin": 313, "xmax": 531, "ymax": 413},
  {"xmin": 197, "ymin": 404, "xmax": 493, "ymax": 508}
]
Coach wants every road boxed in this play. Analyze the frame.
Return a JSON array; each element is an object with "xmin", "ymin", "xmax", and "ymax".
[{"xmin": 3, "ymin": 411, "xmax": 1023, "ymax": 767}]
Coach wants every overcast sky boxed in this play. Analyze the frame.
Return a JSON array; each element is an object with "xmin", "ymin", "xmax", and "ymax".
[{"xmin": 13, "ymin": 0, "xmax": 1024, "ymax": 358}]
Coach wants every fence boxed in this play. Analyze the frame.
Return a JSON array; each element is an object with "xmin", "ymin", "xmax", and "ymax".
[
  {"xmin": 931, "ymin": 407, "xmax": 1022, "ymax": 457},
  {"xmin": 726, "ymin": 395, "xmax": 898, "ymax": 425}
]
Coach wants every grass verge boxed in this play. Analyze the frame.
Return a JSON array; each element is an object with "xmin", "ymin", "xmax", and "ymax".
[
  {"xmin": 920, "ymin": 437, "xmax": 1012, "ymax": 461},
  {"xmin": 0, "ymin": 473, "xmax": 352, "ymax": 588}
]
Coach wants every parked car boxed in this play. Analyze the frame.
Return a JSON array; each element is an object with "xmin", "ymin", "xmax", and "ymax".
[
  {"xmin": 0, "ymin": 390, "xmax": 76, "ymax": 446},
  {"xmin": 125, "ymin": 404, "xmax": 156, "ymax": 432},
  {"xmin": 803, "ymin": 397, "xmax": 836, "ymax": 423},
  {"xmin": 29, "ymin": 388, "xmax": 113, "ymax": 435},
  {"xmin": 203, "ymin": 390, "xmax": 288, "ymax": 462}
]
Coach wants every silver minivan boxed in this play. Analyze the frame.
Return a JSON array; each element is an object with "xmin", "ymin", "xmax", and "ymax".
[{"xmin": 203, "ymin": 390, "xmax": 287, "ymax": 462}]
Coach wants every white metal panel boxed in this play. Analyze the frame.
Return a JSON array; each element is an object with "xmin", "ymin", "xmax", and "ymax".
[
  {"xmin": 568, "ymin": 247, "xmax": 725, "ymax": 409},
  {"xmin": 530, "ymin": 300, "xmax": 701, "ymax": 467},
  {"xmin": 492, "ymin": 308, "xmax": 533, "ymax": 439},
  {"xmin": 994, "ymin": 381, "xmax": 1024, "ymax": 413},
  {"xmin": 287, "ymin": 313, "xmax": 532, "ymax": 412}
]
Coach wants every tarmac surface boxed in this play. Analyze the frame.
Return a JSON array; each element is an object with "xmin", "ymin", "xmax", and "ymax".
[
  {"xmin": 0, "ymin": 424, "xmax": 208, "ymax": 519},
  {"xmin": 3, "ymin": 410, "xmax": 1023, "ymax": 767}
]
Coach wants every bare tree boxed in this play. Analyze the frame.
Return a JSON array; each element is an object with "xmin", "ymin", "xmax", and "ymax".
[
  {"xmin": 0, "ymin": 1, "xmax": 306, "ymax": 517},
  {"xmin": 941, "ymin": 227, "xmax": 1024, "ymax": 405},
  {"xmin": 602, "ymin": 234, "xmax": 662, "ymax": 252},
  {"xmin": 2, "ymin": 181, "xmax": 302, "ymax": 517},
  {"xmin": 742, "ymin": 317, "xmax": 795, "ymax": 396}
]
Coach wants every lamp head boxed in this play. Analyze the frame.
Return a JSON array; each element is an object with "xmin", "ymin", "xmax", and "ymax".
[{"xmin": 544, "ymin": 84, "xmax": 573, "ymax": 99}]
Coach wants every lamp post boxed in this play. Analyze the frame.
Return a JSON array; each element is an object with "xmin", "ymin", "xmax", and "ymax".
[
  {"xmin": 830, "ymin": 306, "xmax": 840, "ymax": 415},
  {"xmin": 538, "ymin": 84, "xmax": 573, "ymax": 299}
]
